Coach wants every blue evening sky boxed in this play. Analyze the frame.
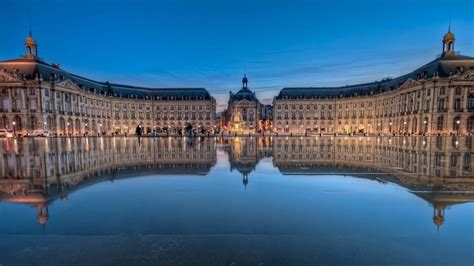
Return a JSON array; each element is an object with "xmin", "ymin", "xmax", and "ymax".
[{"xmin": 0, "ymin": 0, "xmax": 473, "ymax": 110}]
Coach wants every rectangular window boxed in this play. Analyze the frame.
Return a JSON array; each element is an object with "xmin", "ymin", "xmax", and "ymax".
[
  {"xmin": 440, "ymin": 87, "xmax": 445, "ymax": 95},
  {"xmin": 455, "ymin": 87, "xmax": 462, "ymax": 95},
  {"xmin": 454, "ymin": 98, "xmax": 462, "ymax": 111}
]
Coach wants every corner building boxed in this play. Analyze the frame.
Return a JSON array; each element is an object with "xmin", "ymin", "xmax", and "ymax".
[
  {"xmin": 0, "ymin": 33, "xmax": 216, "ymax": 136},
  {"xmin": 273, "ymin": 30, "xmax": 474, "ymax": 136}
]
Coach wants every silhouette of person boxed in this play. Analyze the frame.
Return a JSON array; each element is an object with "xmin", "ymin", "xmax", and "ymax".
[{"xmin": 136, "ymin": 125, "xmax": 142, "ymax": 144}]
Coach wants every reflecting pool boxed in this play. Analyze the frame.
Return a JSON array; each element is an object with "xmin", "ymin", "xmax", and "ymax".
[{"xmin": 0, "ymin": 136, "xmax": 473, "ymax": 265}]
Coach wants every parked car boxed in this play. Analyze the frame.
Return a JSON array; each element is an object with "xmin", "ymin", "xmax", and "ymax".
[
  {"xmin": 27, "ymin": 129, "xmax": 51, "ymax": 137},
  {"xmin": 0, "ymin": 129, "xmax": 14, "ymax": 138}
]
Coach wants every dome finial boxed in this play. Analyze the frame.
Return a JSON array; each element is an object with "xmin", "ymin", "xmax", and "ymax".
[
  {"xmin": 242, "ymin": 73, "xmax": 248, "ymax": 89},
  {"xmin": 442, "ymin": 24, "xmax": 455, "ymax": 55},
  {"xmin": 25, "ymin": 12, "xmax": 38, "ymax": 59}
]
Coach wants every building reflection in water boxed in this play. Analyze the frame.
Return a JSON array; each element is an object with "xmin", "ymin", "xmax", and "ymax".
[
  {"xmin": 0, "ymin": 137, "xmax": 217, "ymax": 225},
  {"xmin": 0, "ymin": 136, "xmax": 472, "ymax": 229}
]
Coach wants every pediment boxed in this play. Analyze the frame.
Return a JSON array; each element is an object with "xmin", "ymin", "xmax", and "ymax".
[
  {"xmin": 0, "ymin": 71, "xmax": 22, "ymax": 82},
  {"xmin": 399, "ymin": 79, "xmax": 421, "ymax": 90},
  {"xmin": 57, "ymin": 79, "xmax": 81, "ymax": 90},
  {"xmin": 459, "ymin": 69, "xmax": 474, "ymax": 81}
]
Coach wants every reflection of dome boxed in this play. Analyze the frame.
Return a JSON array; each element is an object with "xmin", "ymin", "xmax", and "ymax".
[
  {"xmin": 433, "ymin": 215, "xmax": 444, "ymax": 227},
  {"xmin": 243, "ymin": 174, "xmax": 249, "ymax": 187},
  {"xmin": 38, "ymin": 213, "xmax": 48, "ymax": 225}
]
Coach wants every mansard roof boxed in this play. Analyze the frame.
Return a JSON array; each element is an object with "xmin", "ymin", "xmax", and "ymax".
[
  {"xmin": 229, "ymin": 87, "xmax": 258, "ymax": 102},
  {"xmin": 0, "ymin": 57, "xmax": 213, "ymax": 100},
  {"xmin": 276, "ymin": 52, "xmax": 474, "ymax": 100}
]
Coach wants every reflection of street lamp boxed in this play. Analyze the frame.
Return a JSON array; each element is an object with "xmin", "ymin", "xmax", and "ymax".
[
  {"xmin": 12, "ymin": 121, "xmax": 16, "ymax": 136},
  {"xmin": 456, "ymin": 120, "xmax": 460, "ymax": 135}
]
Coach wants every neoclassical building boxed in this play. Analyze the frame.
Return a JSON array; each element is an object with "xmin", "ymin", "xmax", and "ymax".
[
  {"xmin": 0, "ymin": 33, "xmax": 216, "ymax": 136},
  {"xmin": 273, "ymin": 30, "xmax": 474, "ymax": 136},
  {"xmin": 224, "ymin": 75, "xmax": 265, "ymax": 134}
]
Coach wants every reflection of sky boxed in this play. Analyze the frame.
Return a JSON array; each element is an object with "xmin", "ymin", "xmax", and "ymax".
[
  {"xmin": 1, "ymin": 0, "xmax": 473, "ymax": 110},
  {"xmin": 0, "ymin": 153, "xmax": 473, "ymax": 264}
]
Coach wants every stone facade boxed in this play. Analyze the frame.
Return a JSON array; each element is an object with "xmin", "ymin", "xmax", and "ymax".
[
  {"xmin": 0, "ymin": 34, "xmax": 216, "ymax": 136},
  {"xmin": 272, "ymin": 30, "xmax": 474, "ymax": 136},
  {"xmin": 224, "ymin": 75, "xmax": 264, "ymax": 134}
]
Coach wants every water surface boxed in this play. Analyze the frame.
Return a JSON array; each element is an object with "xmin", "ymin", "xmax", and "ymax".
[{"xmin": 0, "ymin": 137, "xmax": 473, "ymax": 265}]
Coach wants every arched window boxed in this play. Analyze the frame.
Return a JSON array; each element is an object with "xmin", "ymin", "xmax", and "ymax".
[
  {"xmin": 46, "ymin": 116, "xmax": 52, "ymax": 130},
  {"xmin": 29, "ymin": 116, "xmax": 37, "ymax": 130},
  {"xmin": 13, "ymin": 116, "xmax": 22, "ymax": 131},
  {"xmin": 1, "ymin": 116, "xmax": 8, "ymax": 129},
  {"xmin": 467, "ymin": 116, "xmax": 474, "ymax": 134},
  {"xmin": 412, "ymin": 117, "xmax": 418, "ymax": 134},
  {"xmin": 453, "ymin": 116, "xmax": 461, "ymax": 132},
  {"xmin": 436, "ymin": 116, "xmax": 444, "ymax": 131},
  {"xmin": 423, "ymin": 117, "xmax": 429, "ymax": 133}
]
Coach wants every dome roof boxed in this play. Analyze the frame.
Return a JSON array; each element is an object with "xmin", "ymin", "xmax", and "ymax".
[
  {"xmin": 230, "ymin": 74, "xmax": 258, "ymax": 102},
  {"xmin": 25, "ymin": 34, "xmax": 37, "ymax": 46},
  {"xmin": 231, "ymin": 88, "xmax": 257, "ymax": 102},
  {"xmin": 443, "ymin": 30, "xmax": 455, "ymax": 42}
]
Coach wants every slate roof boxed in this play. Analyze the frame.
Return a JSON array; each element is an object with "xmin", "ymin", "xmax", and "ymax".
[
  {"xmin": 276, "ymin": 53, "xmax": 474, "ymax": 100},
  {"xmin": 229, "ymin": 87, "xmax": 259, "ymax": 102},
  {"xmin": 0, "ymin": 57, "xmax": 213, "ymax": 100}
]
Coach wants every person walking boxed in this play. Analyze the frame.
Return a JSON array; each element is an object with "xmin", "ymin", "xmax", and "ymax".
[{"xmin": 136, "ymin": 124, "xmax": 142, "ymax": 145}]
